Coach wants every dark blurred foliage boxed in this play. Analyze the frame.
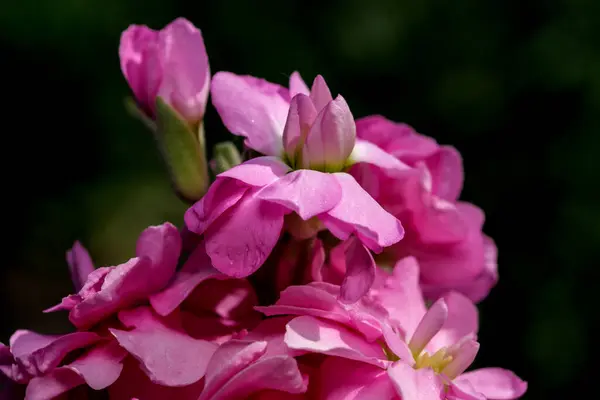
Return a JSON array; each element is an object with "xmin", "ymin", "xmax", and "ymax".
[{"xmin": 1, "ymin": 0, "xmax": 596, "ymax": 398}]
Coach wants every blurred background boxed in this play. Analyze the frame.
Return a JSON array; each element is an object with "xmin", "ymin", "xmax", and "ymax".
[{"xmin": 1, "ymin": 0, "xmax": 595, "ymax": 398}]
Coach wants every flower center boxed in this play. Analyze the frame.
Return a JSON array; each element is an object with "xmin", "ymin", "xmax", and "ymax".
[{"xmin": 413, "ymin": 347, "xmax": 453, "ymax": 374}]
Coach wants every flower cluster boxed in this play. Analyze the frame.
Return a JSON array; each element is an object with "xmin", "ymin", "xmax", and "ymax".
[{"xmin": 0, "ymin": 18, "xmax": 526, "ymax": 400}]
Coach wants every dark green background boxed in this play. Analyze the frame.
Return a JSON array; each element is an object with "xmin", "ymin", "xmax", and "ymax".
[{"xmin": 1, "ymin": 1, "xmax": 595, "ymax": 398}]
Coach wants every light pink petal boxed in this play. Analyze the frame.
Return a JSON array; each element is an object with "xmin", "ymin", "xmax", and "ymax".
[
  {"xmin": 257, "ymin": 169, "xmax": 342, "ymax": 220},
  {"xmin": 255, "ymin": 283, "xmax": 383, "ymax": 341},
  {"xmin": 409, "ymin": 299, "xmax": 448, "ymax": 355},
  {"xmin": 373, "ymin": 257, "xmax": 427, "ymax": 338},
  {"xmin": 447, "ymin": 378, "xmax": 487, "ymax": 400},
  {"xmin": 66, "ymin": 241, "xmax": 95, "ymax": 291},
  {"xmin": 211, "ymin": 72, "xmax": 290, "ymax": 156},
  {"xmin": 381, "ymin": 323, "xmax": 415, "ymax": 366},
  {"xmin": 455, "ymin": 368, "xmax": 527, "ymax": 400},
  {"xmin": 10, "ymin": 330, "xmax": 100, "ymax": 377},
  {"xmin": 321, "ymin": 172, "xmax": 404, "ymax": 252},
  {"xmin": 119, "ymin": 24, "xmax": 161, "ymax": 113},
  {"xmin": 25, "ymin": 340, "xmax": 127, "ymax": 400},
  {"xmin": 388, "ymin": 361, "xmax": 444, "ymax": 400},
  {"xmin": 302, "ymin": 95, "xmax": 356, "ymax": 170},
  {"xmin": 184, "ymin": 176, "xmax": 248, "ymax": 235},
  {"xmin": 157, "ymin": 18, "xmax": 210, "ymax": 122},
  {"xmin": 135, "ymin": 222, "xmax": 181, "ymax": 285},
  {"xmin": 110, "ymin": 306, "xmax": 217, "ymax": 386},
  {"xmin": 218, "ymin": 156, "xmax": 291, "ymax": 187},
  {"xmin": 282, "ymin": 94, "xmax": 318, "ymax": 161},
  {"xmin": 339, "ymin": 239, "xmax": 376, "ymax": 303},
  {"xmin": 289, "ymin": 71, "xmax": 310, "ymax": 97},
  {"xmin": 355, "ymin": 115, "xmax": 439, "ymax": 163},
  {"xmin": 309, "ymin": 75, "xmax": 333, "ymax": 112},
  {"xmin": 316, "ymin": 357, "xmax": 396, "ymax": 400},
  {"xmin": 150, "ymin": 242, "xmax": 223, "ymax": 316},
  {"xmin": 350, "ymin": 139, "xmax": 411, "ymax": 176},
  {"xmin": 205, "ymin": 190, "xmax": 285, "ymax": 277},
  {"xmin": 109, "ymin": 356, "xmax": 204, "ymax": 400},
  {"xmin": 427, "ymin": 146, "xmax": 464, "ymax": 202},
  {"xmin": 284, "ymin": 316, "xmax": 387, "ymax": 367},
  {"xmin": 443, "ymin": 339, "xmax": 480, "ymax": 380},
  {"xmin": 429, "ymin": 292, "xmax": 478, "ymax": 351}
]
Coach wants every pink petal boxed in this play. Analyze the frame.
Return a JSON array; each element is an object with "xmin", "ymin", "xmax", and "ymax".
[
  {"xmin": 66, "ymin": 241, "xmax": 95, "ymax": 291},
  {"xmin": 443, "ymin": 339, "xmax": 480, "ymax": 380},
  {"xmin": 408, "ymin": 299, "xmax": 448, "ymax": 355},
  {"xmin": 372, "ymin": 257, "xmax": 427, "ymax": 339},
  {"xmin": 339, "ymin": 238, "xmax": 376, "ymax": 303},
  {"xmin": 350, "ymin": 139, "xmax": 411, "ymax": 176},
  {"xmin": 135, "ymin": 222, "xmax": 182, "ymax": 286},
  {"xmin": 109, "ymin": 356, "xmax": 204, "ymax": 400},
  {"xmin": 426, "ymin": 146, "xmax": 463, "ymax": 202},
  {"xmin": 110, "ymin": 307, "xmax": 217, "ymax": 386},
  {"xmin": 257, "ymin": 169, "xmax": 342, "ymax": 220},
  {"xmin": 218, "ymin": 156, "xmax": 291, "ymax": 187},
  {"xmin": 455, "ymin": 368, "xmax": 527, "ymax": 400},
  {"xmin": 429, "ymin": 292, "xmax": 478, "ymax": 351},
  {"xmin": 309, "ymin": 75, "xmax": 333, "ymax": 112},
  {"xmin": 25, "ymin": 340, "xmax": 127, "ymax": 400},
  {"xmin": 282, "ymin": 94, "xmax": 318, "ymax": 162},
  {"xmin": 10, "ymin": 330, "xmax": 101, "ymax": 377},
  {"xmin": 184, "ymin": 176, "xmax": 249, "ymax": 235},
  {"xmin": 284, "ymin": 316, "xmax": 387, "ymax": 367},
  {"xmin": 381, "ymin": 323, "xmax": 415, "ymax": 366},
  {"xmin": 156, "ymin": 18, "xmax": 210, "ymax": 122},
  {"xmin": 255, "ymin": 283, "xmax": 384, "ymax": 341},
  {"xmin": 211, "ymin": 72, "xmax": 290, "ymax": 156},
  {"xmin": 119, "ymin": 24, "xmax": 161, "ymax": 114},
  {"xmin": 69, "ymin": 257, "xmax": 155, "ymax": 329},
  {"xmin": 150, "ymin": 242, "xmax": 223, "ymax": 316},
  {"xmin": 205, "ymin": 190, "xmax": 285, "ymax": 277},
  {"xmin": 355, "ymin": 115, "xmax": 439, "ymax": 163},
  {"xmin": 446, "ymin": 378, "xmax": 486, "ymax": 400},
  {"xmin": 388, "ymin": 361, "xmax": 444, "ymax": 400},
  {"xmin": 289, "ymin": 71, "xmax": 310, "ymax": 97},
  {"xmin": 321, "ymin": 172, "xmax": 404, "ymax": 252},
  {"xmin": 316, "ymin": 357, "xmax": 396, "ymax": 400},
  {"xmin": 302, "ymin": 95, "xmax": 355, "ymax": 170}
]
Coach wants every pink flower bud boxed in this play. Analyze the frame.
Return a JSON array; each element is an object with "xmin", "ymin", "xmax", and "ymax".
[{"xmin": 119, "ymin": 18, "xmax": 210, "ymax": 123}]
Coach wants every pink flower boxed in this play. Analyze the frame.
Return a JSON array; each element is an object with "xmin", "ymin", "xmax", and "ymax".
[
  {"xmin": 186, "ymin": 73, "xmax": 407, "ymax": 302},
  {"xmin": 255, "ymin": 257, "xmax": 526, "ymax": 399},
  {"xmin": 352, "ymin": 115, "xmax": 498, "ymax": 302},
  {"xmin": 119, "ymin": 17, "xmax": 210, "ymax": 122}
]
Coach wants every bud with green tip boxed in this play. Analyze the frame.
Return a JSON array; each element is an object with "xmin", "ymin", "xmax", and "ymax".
[{"xmin": 211, "ymin": 141, "xmax": 242, "ymax": 175}]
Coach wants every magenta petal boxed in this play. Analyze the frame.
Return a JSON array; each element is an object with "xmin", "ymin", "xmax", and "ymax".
[
  {"xmin": 427, "ymin": 146, "xmax": 464, "ymax": 202},
  {"xmin": 184, "ymin": 176, "xmax": 248, "ymax": 235},
  {"xmin": 339, "ymin": 239, "xmax": 376, "ymax": 303},
  {"xmin": 257, "ymin": 170, "xmax": 342, "ymax": 220},
  {"xmin": 150, "ymin": 242, "xmax": 223, "ymax": 316},
  {"xmin": 289, "ymin": 71, "xmax": 310, "ymax": 97},
  {"xmin": 430, "ymin": 292, "xmax": 479, "ymax": 351},
  {"xmin": 211, "ymin": 72, "xmax": 290, "ymax": 156},
  {"xmin": 309, "ymin": 75, "xmax": 333, "ymax": 112},
  {"xmin": 284, "ymin": 316, "xmax": 387, "ymax": 367},
  {"xmin": 316, "ymin": 357, "xmax": 396, "ymax": 400},
  {"xmin": 388, "ymin": 361, "xmax": 444, "ymax": 400},
  {"xmin": 205, "ymin": 190, "xmax": 285, "ymax": 278},
  {"xmin": 455, "ymin": 368, "xmax": 528, "ymax": 400},
  {"xmin": 110, "ymin": 307, "xmax": 217, "ymax": 386},
  {"xmin": 282, "ymin": 94, "xmax": 318, "ymax": 161},
  {"xmin": 25, "ymin": 341, "xmax": 127, "ymax": 400},
  {"xmin": 10, "ymin": 330, "xmax": 100, "ymax": 377},
  {"xmin": 66, "ymin": 241, "xmax": 95, "ymax": 291},
  {"xmin": 218, "ymin": 156, "xmax": 291, "ymax": 187},
  {"xmin": 135, "ymin": 222, "xmax": 182, "ymax": 286},
  {"xmin": 321, "ymin": 173, "xmax": 404, "ymax": 251},
  {"xmin": 157, "ymin": 18, "xmax": 210, "ymax": 122}
]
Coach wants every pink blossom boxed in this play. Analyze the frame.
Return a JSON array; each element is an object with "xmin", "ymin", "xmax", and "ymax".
[
  {"xmin": 119, "ymin": 17, "xmax": 210, "ymax": 122},
  {"xmin": 353, "ymin": 115, "xmax": 498, "ymax": 302},
  {"xmin": 185, "ymin": 74, "xmax": 406, "ymax": 302}
]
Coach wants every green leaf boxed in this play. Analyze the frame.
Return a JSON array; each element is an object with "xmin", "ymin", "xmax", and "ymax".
[{"xmin": 154, "ymin": 97, "xmax": 209, "ymax": 203}]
